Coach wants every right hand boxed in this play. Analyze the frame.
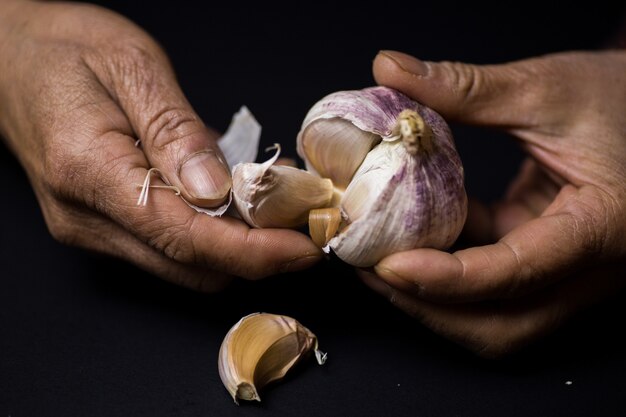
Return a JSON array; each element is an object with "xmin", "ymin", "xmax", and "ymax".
[
  {"xmin": 360, "ymin": 49, "xmax": 626, "ymax": 356},
  {"xmin": 0, "ymin": 0, "xmax": 321, "ymax": 291}
]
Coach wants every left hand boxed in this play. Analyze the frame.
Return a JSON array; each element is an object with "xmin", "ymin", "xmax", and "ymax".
[{"xmin": 359, "ymin": 50, "xmax": 626, "ymax": 358}]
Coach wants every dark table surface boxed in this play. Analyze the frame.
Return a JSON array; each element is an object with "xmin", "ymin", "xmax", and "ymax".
[{"xmin": 2, "ymin": 2, "xmax": 626, "ymax": 416}]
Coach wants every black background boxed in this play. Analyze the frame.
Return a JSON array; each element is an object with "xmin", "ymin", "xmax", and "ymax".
[{"xmin": 2, "ymin": 1, "xmax": 626, "ymax": 416}]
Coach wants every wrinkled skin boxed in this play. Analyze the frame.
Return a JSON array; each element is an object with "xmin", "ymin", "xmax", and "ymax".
[
  {"xmin": 360, "ymin": 50, "xmax": 626, "ymax": 357},
  {"xmin": 0, "ymin": 0, "xmax": 320, "ymax": 291}
]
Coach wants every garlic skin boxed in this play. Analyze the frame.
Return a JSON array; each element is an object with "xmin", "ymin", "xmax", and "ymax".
[
  {"xmin": 330, "ymin": 138, "xmax": 466, "ymax": 266},
  {"xmin": 298, "ymin": 87, "xmax": 467, "ymax": 267},
  {"xmin": 218, "ymin": 313, "xmax": 326, "ymax": 404},
  {"xmin": 299, "ymin": 118, "xmax": 380, "ymax": 189}
]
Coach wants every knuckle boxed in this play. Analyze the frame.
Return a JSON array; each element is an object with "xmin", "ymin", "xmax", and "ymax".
[
  {"xmin": 44, "ymin": 203, "xmax": 80, "ymax": 247},
  {"xmin": 566, "ymin": 190, "xmax": 613, "ymax": 257},
  {"xmin": 442, "ymin": 61, "xmax": 484, "ymax": 107},
  {"xmin": 146, "ymin": 107, "xmax": 202, "ymax": 151},
  {"xmin": 90, "ymin": 151, "xmax": 135, "ymax": 216},
  {"xmin": 47, "ymin": 217, "xmax": 77, "ymax": 246},
  {"xmin": 143, "ymin": 214, "xmax": 197, "ymax": 264},
  {"xmin": 110, "ymin": 42, "xmax": 163, "ymax": 84},
  {"xmin": 43, "ymin": 130, "xmax": 132, "ymax": 214},
  {"xmin": 572, "ymin": 212, "xmax": 605, "ymax": 255}
]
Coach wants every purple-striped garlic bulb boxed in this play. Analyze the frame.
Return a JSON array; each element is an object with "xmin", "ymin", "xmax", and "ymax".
[{"xmin": 232, "ymin": 86, "xmax": 467, "ymax": 267}]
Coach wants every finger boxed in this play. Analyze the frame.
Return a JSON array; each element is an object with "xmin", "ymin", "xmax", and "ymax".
[
  {"xmin": 375, "ymin": 187, "xmax": 603, "ymax": 302},
  {"xmin": 78, "ymin": 130, "xmax": 321, "ymax": 279},
  {"xmin": 45, "ymin": 201, "xmax": 231, "ymax": 293},
  {"xmin": 84, "ymin": 43, "xmax": 231, "ymax": 207},
  {"xmin": 372, "ymin": 50, "xmax": 542, "ymax": 127},
  {"xmin": 359, "ymin": 264, "xmax": 625, "ymax": 358},
  {"xmin": 462, "ymin": 197, "xmax": 540, "ymax": 246},
  {"xmin": 462, "ymin": 158, "xmax": 559, "ymax": 245},
  {"xmin": 501, "ymin": 158, "xmax": 559, "ymax": 218},
  {"xmin": 359, "ymin": 269, "xmax": 556, "ymax": 357},
  {"xmin": 459, "ymin": 198, "xmax": 494, "ymax": 245}
]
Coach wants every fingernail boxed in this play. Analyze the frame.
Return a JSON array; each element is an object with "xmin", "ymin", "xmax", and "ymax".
[
  {"xmin": 374, "ymin": 264, "xmax": 400, "ymax": 280},
  {"xmin": 379, "ymin": 50, "xmax": 429, "ymax": 77},
  {"xmin": 359, "ymin": 269, "xmax": 394, "ymax": 300},
  {"xmin": 376, "ymin": 264, "xmax": 424, "ymax": 295},
  {"xmin": 280, "ymin": 254, "xmax": 321, "ymax": 273},
  {"xmin": 180, "ymin": 150, "xmax": 232, "ymax": 202}
]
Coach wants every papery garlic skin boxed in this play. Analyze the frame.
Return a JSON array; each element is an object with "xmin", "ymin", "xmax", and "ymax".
[
  {"xmin": 297, "ymin": 86, "xmax": 421, "ymax": 153},
  {"xmin": 330, "ymin": 138, "xmax": 466, "ymax": 267},
  {"xmin": 298, "ymin": 87, "xmax": 467, "ymax": 267}
]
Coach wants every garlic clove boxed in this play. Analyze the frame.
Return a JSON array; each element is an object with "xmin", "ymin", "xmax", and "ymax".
[
  {"xmin": 232, "ymin": 145, "xmax": 334, "ymax": 228},
  {"xmin": 298, "ymin": 118, "xmax": 380, "ymax": 189},
  {"xmin": 308, "ymin": 207, "xmax": 342, "ymax": 248},
  {"xmin": 218, "ymin": 313, "xmax": 326, "ymax": 404},
  {"xmin": 329, "ymin": 119, "xmax": 467, "ymax": 267}
]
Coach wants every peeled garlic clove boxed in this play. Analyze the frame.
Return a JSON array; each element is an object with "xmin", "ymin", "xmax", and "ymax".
[
  {"xmin": 298, "ymin": 118, "xmax": 380, "ymax": 189},
  {"xmin": 232, "ymin": 145, "xmax": 334, "ymax": 228},
  {"xmin": 299, "ymin": 86, "xmax": 467, "ymax": 267},
  {"xmin": 218, "ymin": 313, "xmax": 326, "ymax": 404}
]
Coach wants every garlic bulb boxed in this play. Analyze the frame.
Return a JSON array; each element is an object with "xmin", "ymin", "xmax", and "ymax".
[
  {"xmin": 232, "ymin": 86, "xmax": 467, "ymax": 267},
  {"xmin": 218, "ymin": 313, "xmax": 326, "ymax": 404}
]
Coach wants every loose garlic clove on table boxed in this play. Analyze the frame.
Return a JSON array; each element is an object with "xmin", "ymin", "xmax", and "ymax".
[
  {"xmin": 218, "ymin": 313, "xmax": 326, "ymax": 404},
  {"xmin": 232, "ymin": 86, "xmax": 467, "ymax": 267}
]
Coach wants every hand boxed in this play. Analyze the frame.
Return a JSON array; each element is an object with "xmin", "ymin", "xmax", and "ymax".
[
  {"xmin": 360, "ymin": 49, "xmax": 626, "ymax": 357},
  {"xmin": 0, "ymin": 1, "xmax": 320, "ymax": 291}
]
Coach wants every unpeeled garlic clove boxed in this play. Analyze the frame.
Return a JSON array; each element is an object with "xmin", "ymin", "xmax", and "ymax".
[
  {"xmin": 232, "ymin": 145, "xmax": 334, "ymax": 228},
  {"xmin": 218, "ymin": 313, "xmax": 326, "ymax": 404}
]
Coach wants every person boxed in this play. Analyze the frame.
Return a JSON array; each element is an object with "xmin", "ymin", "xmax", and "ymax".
[
  {"xmin": 0, "ymin": 0, "xmax": 323, "ymax": 293},
  {"xmin": 1, "ymin": 0, "xmax": 624, "ymax": 357}
]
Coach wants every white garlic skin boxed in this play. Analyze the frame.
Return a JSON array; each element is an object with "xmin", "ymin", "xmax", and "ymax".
[{"xmin": 298, "ymin": 87, "xmax": 467, "ymax": 267}]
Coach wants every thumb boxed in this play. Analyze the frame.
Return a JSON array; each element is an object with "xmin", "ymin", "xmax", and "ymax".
[
  {"xmin": 93, "ymin": 45, "xmax": 231, "ymax": 207},
  {"xmin": 373, "ymin": 50, "xmax": 535, "ymax": 127}
]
